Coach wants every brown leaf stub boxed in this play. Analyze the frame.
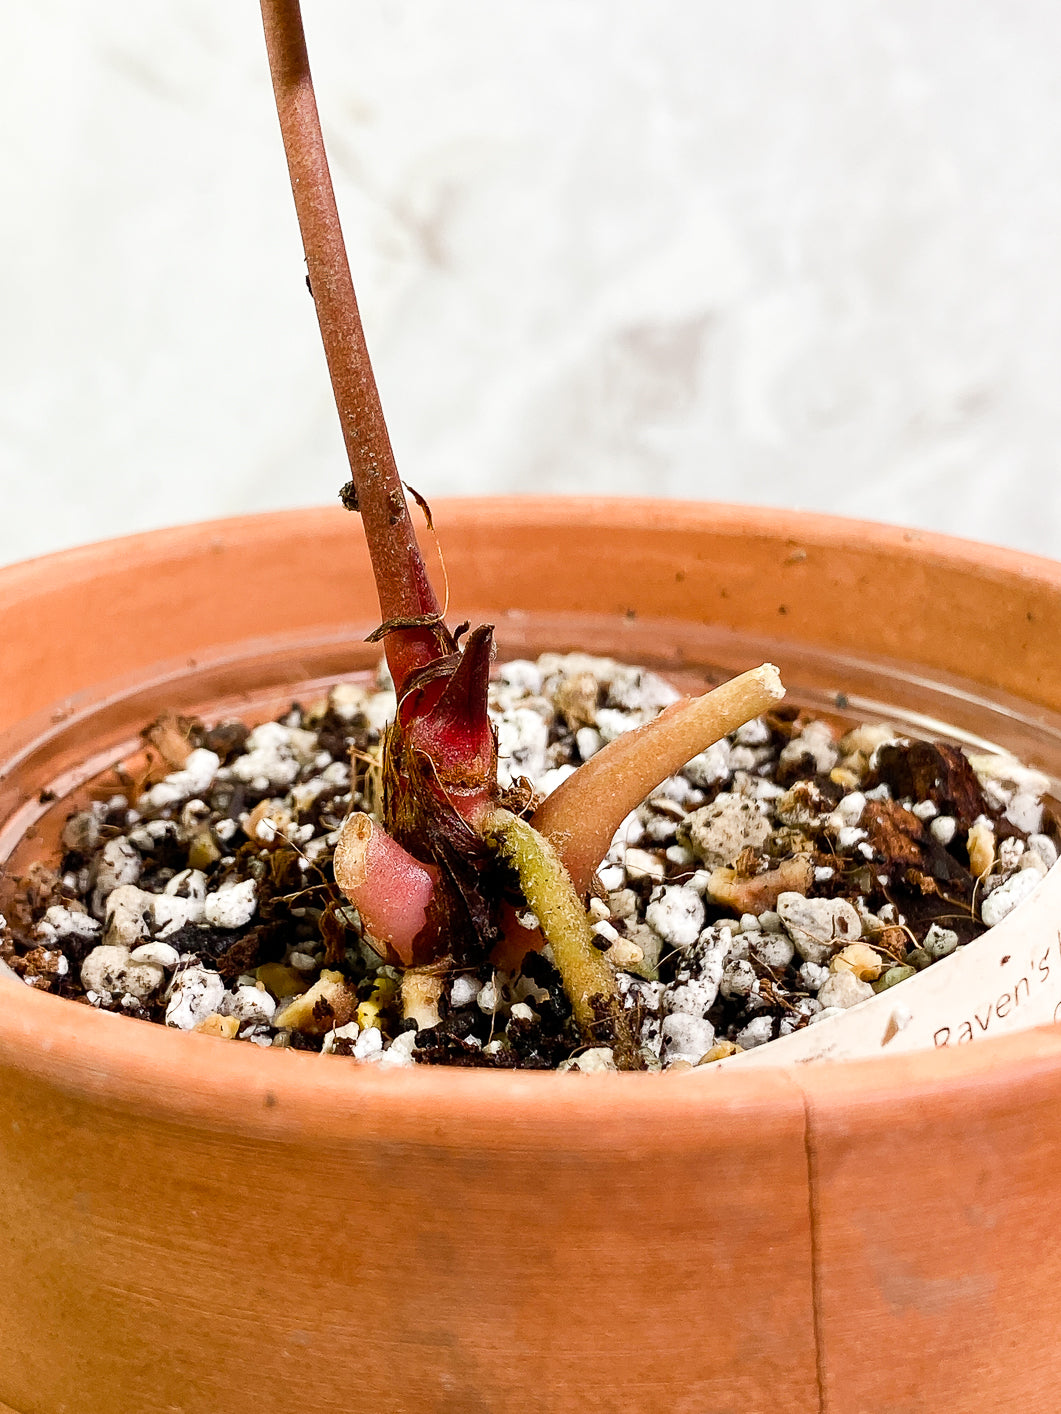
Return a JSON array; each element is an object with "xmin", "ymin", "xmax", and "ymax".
[{"xmin": 874, "ymin": 741, "xmax": 988, "ymax": 831}]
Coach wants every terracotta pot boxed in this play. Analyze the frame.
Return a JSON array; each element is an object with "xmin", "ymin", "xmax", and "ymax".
[{"xmin": 1, "ymin": 499, "xmax": 1060, "ymax": 1414}]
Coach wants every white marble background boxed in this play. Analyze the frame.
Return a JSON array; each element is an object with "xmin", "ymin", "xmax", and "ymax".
[{"xmin": 3, "ymin": 1, "xmax": 1060, "ymax": 568}]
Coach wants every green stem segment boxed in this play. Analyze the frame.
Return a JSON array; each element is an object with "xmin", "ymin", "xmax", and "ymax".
[
  {"xmin": 259, "ymin": 0, "xmax": 441, "ymax": 689},
  {"xmin": 483, "ymin": 809, "xmax": 644, "ymax": 1070}
]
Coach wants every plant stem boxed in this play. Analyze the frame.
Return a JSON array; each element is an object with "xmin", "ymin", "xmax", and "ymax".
[
  {"xmin": 531, "ymin": 663, "xmax": 785, "ymax": 895},
  {"xmin": 259, "ymin": 0, "xmax": 441, "ymax": 686},
  {"xmin": 483, "ymin": 808, "xmax": 644, "ymax": 1069}
]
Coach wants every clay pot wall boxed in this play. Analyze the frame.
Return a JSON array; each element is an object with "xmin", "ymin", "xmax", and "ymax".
[{"xmin": 1, "ymin": 501, "xmax": 1060, "ymax": 1413}]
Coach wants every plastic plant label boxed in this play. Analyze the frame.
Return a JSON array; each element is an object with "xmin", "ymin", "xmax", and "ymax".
[{"xmin": 713, "ymin": 862, "xmax": 1061, "ymax": 1069}]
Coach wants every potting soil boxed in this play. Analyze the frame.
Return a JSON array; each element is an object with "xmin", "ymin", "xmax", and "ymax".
[{"xmin": 1, "ymin": 654, "xmax": 1056, "ymax": 1071}]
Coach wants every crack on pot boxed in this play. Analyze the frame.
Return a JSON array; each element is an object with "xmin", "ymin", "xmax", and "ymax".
[{"xmin": 797, "ymin": 1077, "xmax": 830, "ymax": 1414}]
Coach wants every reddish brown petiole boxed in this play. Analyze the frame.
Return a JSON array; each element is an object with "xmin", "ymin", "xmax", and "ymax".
[{"xmin": 259, "ymin": 0, "xmax": 442, "ymax": 693}]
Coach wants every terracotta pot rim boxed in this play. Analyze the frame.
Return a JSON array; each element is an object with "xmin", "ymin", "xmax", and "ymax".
[
  {"xmin": 3, "ymin": 499, "xmax": 1060, "ymax": 1134},
  {"xmin": 7, "ymin": 497, "xmax": 1061, "ymax": 593},
  {"xmin": 4, "ymin": 971, "xmax": 1061, "ymax": 1139}
]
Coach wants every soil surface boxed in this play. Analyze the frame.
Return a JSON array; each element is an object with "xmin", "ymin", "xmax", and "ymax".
[{"xmin": 1, "ymin": 654, "xmax": 1057, "ymax": 1070}]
